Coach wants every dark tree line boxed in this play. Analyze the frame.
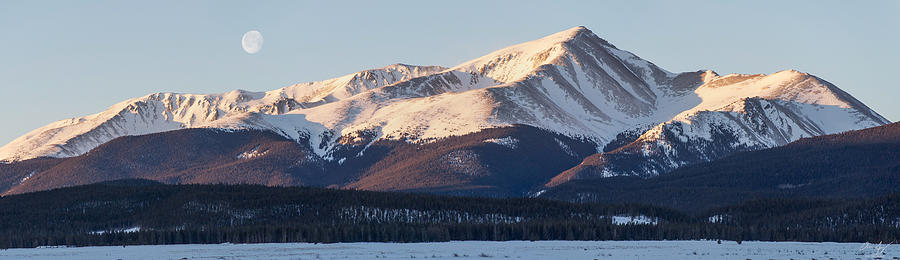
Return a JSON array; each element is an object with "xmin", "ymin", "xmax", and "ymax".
[{"xmin": 0, "ymin": 180, "xmax": 899, "ymax": 248}]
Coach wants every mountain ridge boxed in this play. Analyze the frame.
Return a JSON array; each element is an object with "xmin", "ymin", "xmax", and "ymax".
[
  {"xmin": 0, "ymin": 26, "xmax": 889, "ymax": 194},
  {"xmin": 544, "ymin": 69, "xmax": 889, "ymax": 185}
]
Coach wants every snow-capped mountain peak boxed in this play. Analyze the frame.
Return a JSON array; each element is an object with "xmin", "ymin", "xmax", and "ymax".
[
  {"xmin": 0, "ymin": 26, "xmax": 888, "ymax": 174},
  {"xmin": 450, "ymin": 26, "xmax": 596, "ymax": 83},
  {"xmin": 548, "ymin": 67, "xmax": 889, "ymax": 183},
  {"xmin": 681, "ymin": 69, "xmax": 887, "ymax": 122}
]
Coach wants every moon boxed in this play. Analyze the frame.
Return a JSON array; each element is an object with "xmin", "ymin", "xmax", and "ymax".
[{"xmin": 242, "ymin": 30, "xmax": 263, "ymax": 54}]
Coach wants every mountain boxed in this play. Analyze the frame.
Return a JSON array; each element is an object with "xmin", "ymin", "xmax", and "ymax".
[
  {"xmin": 0, "ymin": 26, "xmax": 721, "ymax": 163},
  {"xmin": 0, "ymin": 64, "xmax": 445, "ymax": 162},
  {"xmin": 544, "ymin": 70, "xmax": 889, "ymax": 187},
  {"xmin": 539, "ymin": 122, "xmax": 900, "ymax": 211},
  {"xmin": 0, "ymin": 26, "xmax": 889, "ymax": 196}
]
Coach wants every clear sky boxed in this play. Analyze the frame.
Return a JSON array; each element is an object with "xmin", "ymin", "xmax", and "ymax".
[{"xmin": 1, "ymin": 0, "xmax": 897, "ymax": 145}]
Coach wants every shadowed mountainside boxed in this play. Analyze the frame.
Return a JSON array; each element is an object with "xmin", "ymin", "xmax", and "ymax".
[
  {"xmin": 1, "ymin": 125, "xmax": 596, "ymax": 196},
  {"xmin": 541, "ymin": 122, "xmax": 900, "ymax": 211}
]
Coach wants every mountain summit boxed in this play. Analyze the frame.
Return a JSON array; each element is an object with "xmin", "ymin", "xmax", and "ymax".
[{"xmin": 0, "ymin": 26, "xmax": 888, "ymax": 196}]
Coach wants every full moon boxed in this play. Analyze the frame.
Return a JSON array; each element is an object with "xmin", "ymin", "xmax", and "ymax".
[{"xmin": 241, "ymin": 30, "xmax": 263, "ymax": 54}]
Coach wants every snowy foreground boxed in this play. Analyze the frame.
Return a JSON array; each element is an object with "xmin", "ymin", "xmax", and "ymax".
[{"xmin": 2, "ymin": 240, "xmax": 898, "ymax": 260}]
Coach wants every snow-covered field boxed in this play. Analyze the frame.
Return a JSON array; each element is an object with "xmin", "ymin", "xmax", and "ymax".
[{"xmin": 1, "ymin": 240, "xmax": 897, "ymax": 260}]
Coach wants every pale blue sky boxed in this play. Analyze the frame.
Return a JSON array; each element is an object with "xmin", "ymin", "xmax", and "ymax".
[{"xmin": 1, "ymin": 1, "xmax": 897, "ymax": 145}]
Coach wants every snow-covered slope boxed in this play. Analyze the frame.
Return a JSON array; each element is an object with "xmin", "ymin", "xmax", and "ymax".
[
  {"xmin": 0, "ymin": 64, "xmax": 445, "ymax": 162},
  {"xmin": 660, "ymin": 69, "xmax": 887, "ymax": 148},
  {"xmin": 547, "ymin": 70, "xmax": 890, "ymax": 185},
  {"xmin": 0, "ymin": 25, "xmax": 889, "ymax": 178},
  {"xmin": 620, "ymin": 71, "xmax": 889, "ymax": 174},
  {"xmin": 283, "ymin": 26, "xmax": 708, "ymax": 150}
]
